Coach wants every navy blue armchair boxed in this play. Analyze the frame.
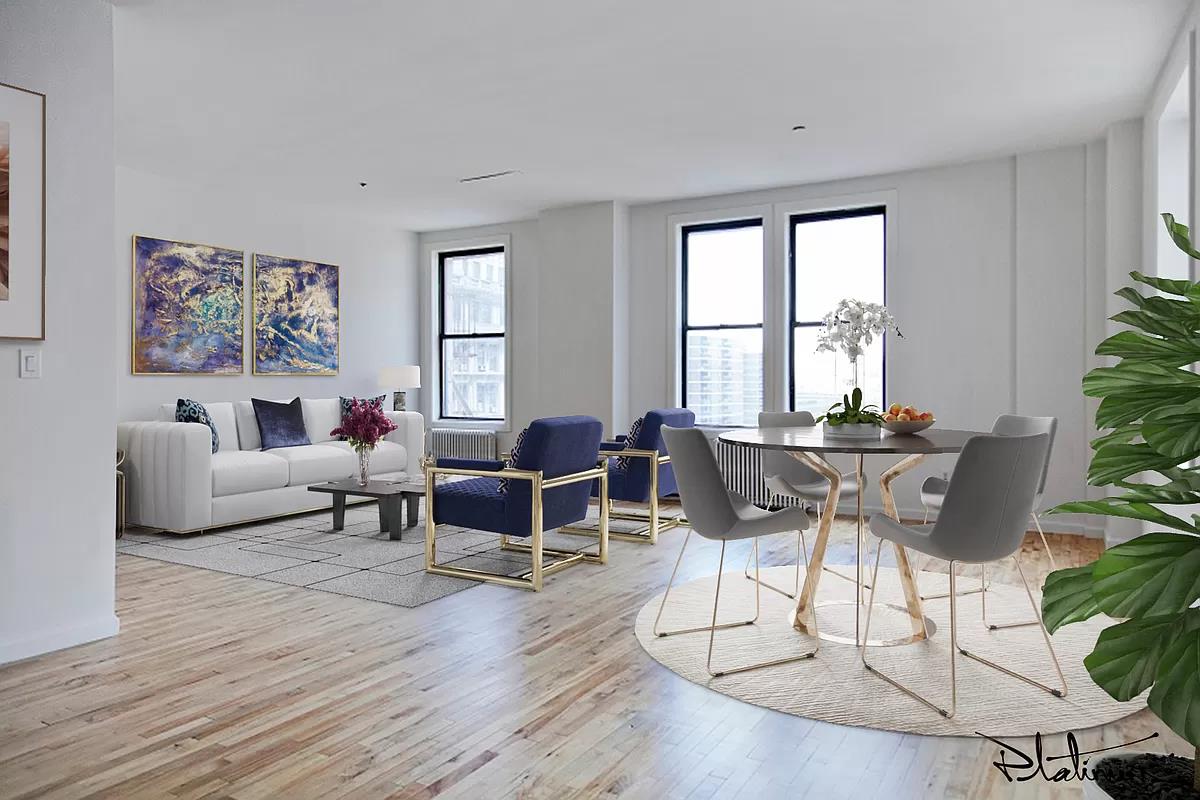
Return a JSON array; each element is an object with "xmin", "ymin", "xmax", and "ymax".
[
  {"xmin": 561, "ymin": 408, "xmax": 695, "ymax": 545},
  {"xmin": 424, "ymin": 415, "xmax": 610, "ymax": 591}
]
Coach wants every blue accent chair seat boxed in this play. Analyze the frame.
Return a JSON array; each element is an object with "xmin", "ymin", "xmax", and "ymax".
[
  {"xmin": 424, "ymin": 416, "xmax": 610, "ymax": 591},
  {"xmin": 561, "ymin": 408, "xmax": 695, "ymax": 544}
]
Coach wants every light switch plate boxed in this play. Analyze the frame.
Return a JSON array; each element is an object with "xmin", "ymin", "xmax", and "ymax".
[{"xmin": 19, "ymin": 348, "xmax": 42, "ymax": 379}]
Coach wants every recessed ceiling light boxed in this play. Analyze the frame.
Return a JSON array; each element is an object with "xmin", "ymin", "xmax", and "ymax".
[
  {"xmin": 459, "ymin": 170, "xmax": 519, "ymax": 183},
  {"xmin": 359, "ymin": 182, "xmax": 367, "ymax": 188},
  {"xmin": 792, "ymin": 125, "xmax": 807, "ymax": 131}
]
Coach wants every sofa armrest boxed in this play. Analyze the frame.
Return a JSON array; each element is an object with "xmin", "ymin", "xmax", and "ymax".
[
  {"xmin": 384, "ymin": 410, "xmax": 425, "ymax": 476},
  {"xmin": 599, "ymin": 441, "xmax": 626, "ymax": 452},
  {"xmin": 117, "ymin": 421, "xmax": 213, "ymax": 532}
]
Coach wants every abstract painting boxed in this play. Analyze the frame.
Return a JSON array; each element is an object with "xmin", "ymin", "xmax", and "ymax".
[
  {"xmin": 132, "ymin": 236, "xmax": 244, "ymax": 374},
  {"xmin": 0, "ymin": 81, "xmax": 45, "ymax": 339},
  {"xmin": 1, "ymin": 119, "xmax": 9, "ymax": 302},
  {"xmin": 253, "ymin": 254, "xmax": 339, "ymax": 375}
]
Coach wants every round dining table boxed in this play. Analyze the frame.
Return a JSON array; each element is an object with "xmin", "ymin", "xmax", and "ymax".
[{"xmin": 718, "ymin": 426, "xmax": 985, "ymax": 647}]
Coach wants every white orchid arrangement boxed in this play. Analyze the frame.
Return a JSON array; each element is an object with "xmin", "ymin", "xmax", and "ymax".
[{"xmin": 815, "ymin": 298, "xmax": 902, "ymax": 364}]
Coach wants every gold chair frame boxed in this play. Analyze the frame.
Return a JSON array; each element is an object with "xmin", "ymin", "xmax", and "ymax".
[
  {"xmin": 424, "ymin": 462, "xmax": 610, "ymax": 592},
  {"xmin": 559, "ymin": 448, "xmax": 682, "ymax": 544},
  {"xmin": 859, "ymin": 538, "xmax": 1067, "ymax": 719}
]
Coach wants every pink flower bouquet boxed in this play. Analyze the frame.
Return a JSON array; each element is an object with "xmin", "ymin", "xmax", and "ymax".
[{"xmin": 330, "ymin": 398, "xmax": 397, "ymax": 453}]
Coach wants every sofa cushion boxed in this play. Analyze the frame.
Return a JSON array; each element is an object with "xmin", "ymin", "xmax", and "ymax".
[
  {"xmin": 270, "ymin": 444, "xmax": 357, "ymax": 486},
  {"xmin": 175, "ymin": 399, "xmax": 220, "ymax": 454},
  {"xmin": 159, "ymin": 401, "xmax": 238, "ymax": 453},
  {"xmin": 324, "ymin": 440, "xmax": 408, "ymax": 474},
  {"xmin": 302, "ymin": 398, "xmax": 343, "ymax": 444},
  {"xmin": 211, "ymin": 450, "xmax": 290, "ymax": 497},
  {"xmin": 234, "ymin": 400, "xmax": 263, "ymax": 450},
  {"xmin": 253, "ymin": 397, "xmax": 312, "ymax": 450}
]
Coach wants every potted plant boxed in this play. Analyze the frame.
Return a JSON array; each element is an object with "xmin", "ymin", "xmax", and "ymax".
[
  {"xmin": 330, "ymin": 398, "xmax": 397, "ymax": 486},
  {"xmin": 816, "ymin": 387, "xmax": 883, "ymax": 439},
  {"xmin": 1042, "ymin": 213, "xmax": 1200, "ymax": 798}
]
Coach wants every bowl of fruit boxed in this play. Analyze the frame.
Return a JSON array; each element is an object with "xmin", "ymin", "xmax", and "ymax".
[{"xmin": 881, "ymin": 403, "xmax": 935, "ymax": 434}]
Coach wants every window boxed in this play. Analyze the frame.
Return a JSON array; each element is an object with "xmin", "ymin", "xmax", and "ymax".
[
  {"xmin": 438, "ymin": 246, "xmax": 506, "ymax": 420},
  {"xmin": 681, "ymin": 218, "xmax": 764, "ymax": 427},
  {"xmin": 789, "ymin": 207, "xmax": 886, "ymax": 415}
]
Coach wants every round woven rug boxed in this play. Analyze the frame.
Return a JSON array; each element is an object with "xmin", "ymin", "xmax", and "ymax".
[{"xmin": 634, "ymin": 565, "xmax": 1140, "ymax": 737}]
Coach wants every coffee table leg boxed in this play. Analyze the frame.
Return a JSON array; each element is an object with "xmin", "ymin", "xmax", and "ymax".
[
  {"xmin": 387, "ymin": 497, "xmax": 403, "ymax": 540},
  {"xmin": 379, "ymin": 500, "xmax": 391, "ymax": 534},
  {"xmin": 333, "ymin": 494, "xmax": 346, "ymax": 531},
  {"xmin": 406, "ymin": 493, "xmax": 419, "ymax": 529}
]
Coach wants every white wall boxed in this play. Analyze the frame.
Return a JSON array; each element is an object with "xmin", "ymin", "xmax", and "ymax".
[
  {"xmin": 116, "ymin": 167, "xmax": 420, "ymax": 422},
  {"xmin": 626, "ymin": 148, "xmax": 1103, "ymax": 534},
  {"xmin": 0, "ymin": 0, "xmax": 119, "ymax": 664}
]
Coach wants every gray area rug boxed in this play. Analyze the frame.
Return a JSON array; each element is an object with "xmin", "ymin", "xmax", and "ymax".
[{"xmin": 117, "ymin": 502, "xmax": 617, "ymax": 608}]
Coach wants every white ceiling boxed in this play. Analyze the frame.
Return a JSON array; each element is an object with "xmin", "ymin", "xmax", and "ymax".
[{"xmin": 113, "ymin": 0, "xmax": 1188, "ymax": 232}]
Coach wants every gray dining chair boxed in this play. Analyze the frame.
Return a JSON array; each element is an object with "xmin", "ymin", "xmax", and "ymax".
[
  {"xmin": 918, "ymin": 414, "xmax": 1058, "ymax": 605},
  {"xmin": 744, "ymin": 411, "xmax": 862, "ymax": 600},
  {"xmin": 654, "ymin": 425, "xmax": 820, "ymax": 677},
  {"xmin": 860, "ymin": 432, "xmax": 1066, "ymax": 719}
]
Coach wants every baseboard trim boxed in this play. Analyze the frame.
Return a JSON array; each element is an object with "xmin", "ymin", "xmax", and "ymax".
[
  {"xmin": 830, "ymin": 502, "xmax": 1105, "ymax": 539},
  {"xmin": 0, "ymin": 613, "xmax": 120, "ymax": 666}
]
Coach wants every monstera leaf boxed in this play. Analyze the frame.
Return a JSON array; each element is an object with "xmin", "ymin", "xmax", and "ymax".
[
  {"xmin": 1091, "ymin": 533, "xmax": 1200, "ymax": 618},
  {"xmin": 1148, "ymin": 621, "xmax": 1200, "ymax": 747},
  {"xmin": 1041, "ymin": 565, "xmax": 1102, "ymax": 634},
  {"xmin": 1083, "ymin": 612, "xmax": 1197, "ymax": 702}
]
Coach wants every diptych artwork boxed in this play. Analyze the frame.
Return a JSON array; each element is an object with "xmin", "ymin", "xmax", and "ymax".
[
  {"xmin": 1, "ymin": 120, "xmax": 9, "ymax": 302},
  {"xmin": 132, "ymin": 236, "xmax": 244, "ymax": 374},
  {"xmin": 253, "ymin": 254, "xmax": 339, "ymax": 375},
  {"xmin": 0, "ymin": 81, "xmax": 45, "ymax": 339}
]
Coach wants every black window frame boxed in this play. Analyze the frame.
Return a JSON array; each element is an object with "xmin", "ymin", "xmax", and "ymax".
[
  {"xmin": 787, "ymin": 205, "xmax": 887, "ymax": 412},
  {"xmin": 438, "ymin": 245, "xmax": 506, "ymax": 421},
  {"xmin": 680, "ymin": 217, "xmax": 764, "ymax": 425}
]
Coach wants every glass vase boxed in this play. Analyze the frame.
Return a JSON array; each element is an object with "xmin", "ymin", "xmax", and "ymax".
[{"xmin": 357, "ymin": 447, "xmax": 372, "ymax": 486}]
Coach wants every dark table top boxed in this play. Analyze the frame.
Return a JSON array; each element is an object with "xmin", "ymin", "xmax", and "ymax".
[
  {"xmin": 718, "ymin": 426, "xmax": 984, "ymax": 455},
  {"xmin": 308, "ymin": 479, "xmax": 424, "ymax": 497}
]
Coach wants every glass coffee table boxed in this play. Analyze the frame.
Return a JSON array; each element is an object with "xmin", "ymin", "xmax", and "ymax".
[{"xmin": 307, "ymin": 478, "xmax": 424, "ymax": 540}]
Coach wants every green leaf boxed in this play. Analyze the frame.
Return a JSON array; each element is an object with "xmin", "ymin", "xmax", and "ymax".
[
  {"xmin": 1111, "ymin": 309, "xmax": 1198, "ymax": 340},
  {"xmin": 1088, "ymin": 442, "xmax": 1179, "ymax": 486},
  {"xmin": 1090, "ymin": 424, "xmax": 1140, "ymax": 451},
  {"xmin": 1105, "ymin": 484, "xmax": 1200, "ymax": 505},
  {"xmin": 1041, "ymin": 565, "xmax": 1103, "ymax": 634},
  {"xmin": 1083, "ymin": 362, "xmax": 1200, "ymax": 398},
  {"xmin": 1147, "ymin": 617, "xmax": 1200, "ymax": 747},
  {"xmin": 1159, "ymin": 213, "xmax": 1200, "ymax": 263},
  {"xmin": 852, "ymin": 387, "xmax": 862, "ymax": 409},
  {"xmin": 1141, "ymin": 398, "xmax": 1200, "ymax": 461},
  {"xmin": 1095, "ymin": 331, "xmax": 1200, "ymax": 367},
  {"xmin": 1049, "ymin": 499, "xmax": 1200, "ymax": 533},
  {"xmin": 1092, "ymin": 532, "xmax": 1200, "ymax": 618},
  {"xmin": 1096, "ymin": 388, "xmax": 1200, "ymax": 428},
  {"xmin": 1084, "ymin": 611, "xmax": 1199, "ymax": 702},
  {"xmin": 1114, "ymin": 286, "xmax": 1148, "ymax": 309}
]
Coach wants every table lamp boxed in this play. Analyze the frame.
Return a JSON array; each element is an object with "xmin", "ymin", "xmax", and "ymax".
[{"xmin": 379, "ymin": 366, "xmax": 421, "ymax": 412}]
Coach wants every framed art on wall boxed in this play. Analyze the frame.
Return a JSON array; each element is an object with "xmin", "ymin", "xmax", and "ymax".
[
  {"xmin": 0, "ymin": 81, "xmax": 46, "ymax": 340},
  {"xmin": 252, "ymin": 253, "xmax": 339, "ymax": 375},
  {"xmin": 132, "ymin": 235, "xmax": 245, "ymax": 374}
]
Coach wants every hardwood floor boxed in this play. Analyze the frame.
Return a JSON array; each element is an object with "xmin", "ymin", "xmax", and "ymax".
[{"xmin": 0, "ymin": 513, "xmax": 1187, "ymax": 799}]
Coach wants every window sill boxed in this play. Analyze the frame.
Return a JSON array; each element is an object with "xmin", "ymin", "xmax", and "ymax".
[{"xmin": 432, "ymin": 419, "xmax": 511, "ymax": 434}]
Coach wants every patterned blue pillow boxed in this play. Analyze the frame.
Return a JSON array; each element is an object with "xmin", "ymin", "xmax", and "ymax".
[
  {"xmin": 498, "ymin": 427, "xmax": 528, "ymax": 495},
  {"xmin": 338, "ymin": 395, "xmax": 386, "ymax": 440},
  {"xmin": 615, "ymin": 417, "xmax": 644, "ymax": 471},
  {"xmin": 176, "ymin": 398, "xmax": 219, "ymax": 454},
  {"xmin": 252, "ymin": 397, "xmax": 311, "ymax": 450}
]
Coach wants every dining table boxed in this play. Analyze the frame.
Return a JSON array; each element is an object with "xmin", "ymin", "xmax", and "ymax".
[{"xmin": 718, "ymin": 426, "xmax": 985, "ymax": 648}]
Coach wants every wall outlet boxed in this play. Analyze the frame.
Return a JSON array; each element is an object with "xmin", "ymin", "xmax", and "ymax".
[{"xmin": 18, "ymin": 348, "xmax": 42, "ymax": 379}]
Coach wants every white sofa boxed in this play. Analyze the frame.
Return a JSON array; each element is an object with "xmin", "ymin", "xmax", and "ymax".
[{"xmin": 117, "ymin": 398, "xmax": 424, "ymax": 533}]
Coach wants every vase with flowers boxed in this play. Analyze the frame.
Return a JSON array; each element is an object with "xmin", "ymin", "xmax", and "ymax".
[
  {"xmin": 330, "ymin": 399, "xmax": 397, "ymax": 486},
  {"xmin": 815, "ymin": 297, "xmax": 902, "ymax": 391}
]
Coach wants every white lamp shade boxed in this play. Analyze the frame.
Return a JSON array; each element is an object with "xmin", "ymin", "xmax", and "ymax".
[{"xmin": 379, "ymin": 365, "xmax": 421, "ymax": 389}]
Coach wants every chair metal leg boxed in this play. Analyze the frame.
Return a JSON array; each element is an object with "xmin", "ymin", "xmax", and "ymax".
[
  {"xmin": 960, "ymin": 556, "xmax": 1068, "ymax": 698},
  {"xmin": 861, "ymin": 538, "xmax": 958, "ymax": 718},
  {"xmin": 1032, "ymin": 511, "xmax": 1057, "ymax": 570},
  {"xmin": 743, "ymin": 528, "xmax": 809, "ymax": 600},
  {"xmin": 655, "ymin": 531, "xmax": 759, "ymax": 637},
  {"xmin": 707, "ymin": 539, "xmax": 819, "ymax": 677}
]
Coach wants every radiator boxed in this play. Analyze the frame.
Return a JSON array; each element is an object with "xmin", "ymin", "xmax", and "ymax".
[
  {"xmin": 714, "ymin": 437, "xmax": 803, "ymax": 510},
  {"xmin": 429, "ymin": 428, "xmax": 499, "ymax": 461}
]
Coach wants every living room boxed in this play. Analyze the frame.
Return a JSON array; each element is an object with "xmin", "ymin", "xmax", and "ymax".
[{"xmin": 3, "ymin": 1, "xmax": 1200, "ymax": 798}]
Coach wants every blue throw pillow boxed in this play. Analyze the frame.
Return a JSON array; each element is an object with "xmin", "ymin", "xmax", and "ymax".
[
  {"xmin": 615, "ymin": 417, "xmax": 644, "ymax": 471},
  {"xmin": 498, "ymin": 427, "xmax": 528, "ymax": 494},
  {"xmin": 176, "ymin": 398, "xmax": 219, "ymax": 454},
  {"xmin": 252, "ymin": 397, "xmax": 311, "ymax": 450}
]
